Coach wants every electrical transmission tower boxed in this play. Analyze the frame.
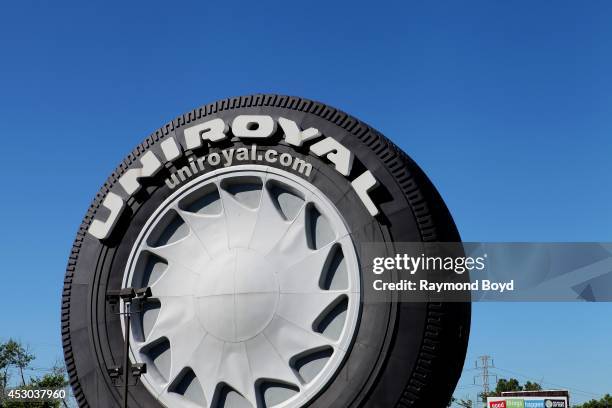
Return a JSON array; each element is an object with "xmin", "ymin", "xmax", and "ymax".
[{"xmin": 474, "ymin": 355, "xmax": 497, "ymax": 406}]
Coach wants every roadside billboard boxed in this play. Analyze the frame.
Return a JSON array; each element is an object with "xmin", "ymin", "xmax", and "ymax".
[{"xmin": 487, "ymin": 396, "xmax": 568, "ymax": 408}]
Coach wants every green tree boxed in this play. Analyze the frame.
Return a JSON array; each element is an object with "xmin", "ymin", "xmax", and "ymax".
[
  {"xmin": 0, "ymin": 341, "xmax": 10, "ymax": 397},
  {"xmin": 572, "ymin": 394, "xmax": 612, "ymax": 408},
  {"xmin": 8, "ymin": 340, "xmax": 34, "ymax": 386},
  {"xmin": 0, "ymin": 339, "xmax": 35, "ymax": 386},
  {"xmin": 523, "ymin": 381, "xmax": 542, "ymax": 391},
  {"xmin": 31, "ymin": 364, "xmax": 69, "ymax": 389},
  {"xmin": 449, "ymin": 395, "xmax": 473, "ymax": 407},
  {"xmin": 0, "ymin": 340, "xmax": 71, "ymax": 408},
  {"xmin": 456, "ymin": 398, "xmax": 473, "ymax": 407},
  {"xmin": 495, "ymin": 378, "xmax": 522, "ymax": 394},
  {"xmin": 479, "ymin": 378, "xmax": 542, "ymax": 401},
  {"xmin": 3, "ymin": 364, "xmax": 70, "ymax": 408}
]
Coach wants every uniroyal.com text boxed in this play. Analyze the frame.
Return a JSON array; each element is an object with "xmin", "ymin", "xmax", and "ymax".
[{"xmin": 165, "ymin": 145, "xmax": 311, "ymax": 189}]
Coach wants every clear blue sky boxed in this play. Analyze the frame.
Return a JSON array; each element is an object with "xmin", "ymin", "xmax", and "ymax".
[{"xmin": 0, "ymin": 1, "xmax": 611, "ymax": 404}]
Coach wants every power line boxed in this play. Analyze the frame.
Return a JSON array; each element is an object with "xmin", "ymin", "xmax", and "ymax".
[
  {"xmin": 455, "ymin": 384, "xmax": 481, "ymax": 391},
  {"xmin": 461, "ymin": 357, "xmax": 603, "ymax": 405},
  {"xmin": 494, "ymin": 366, "xmax": 601, "ymax": 398},
  {"xmin": 474, "ymin": 355, "xmax": 497, "ymax": 405},
  {"xmin": 24, "ymin": 367, "xmax": 58, "ymax": 372}
]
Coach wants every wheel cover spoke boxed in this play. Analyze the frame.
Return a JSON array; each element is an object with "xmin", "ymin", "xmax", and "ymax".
[
  {"xmin": 191, "ymin": 334, "xmax": 225, "ymax": 406},
  {"xmin": 149, "ymin": 263, "xmax": 198, "ymax": 297},
  {"xmin": 246, "ymin": 334, "xmax": 302, "ymax": 387},
  {"xmin": 218, "ymin": 342, "xmax": 258, "ymax": 406},
  {"xmin": 138, "ymin": 297, "xmax": 200, "ymax": 351},
  {"xmin": 277, "ymin": 241, "xmax": 337, "ymax": 293},
  {"xmin": 248, "ymin": 182, "xmax": 306, "ymax": 254},
  {"xmin": 276, "ymin": 292, "xmax": 347, "ymax": 340},
  {"xmin": 263, "ymin": 315, "xmax": 332, "ymax": 360},
  {"xmin": 178, "ymin": 210, "xmax": 228, "ymax": 256},
  {"xmin": 123, "ymin": 167, "xmax": 360, "ymax": 408},
  {"xmin": 219, "ymin": 183, "xmax": 261, "ymax": 249},
  {"xmin": 146, "ymin": 233, "xmax": 210, "ymax": 272}
]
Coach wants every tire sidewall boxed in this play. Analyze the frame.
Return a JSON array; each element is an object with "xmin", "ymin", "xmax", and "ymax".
[{"xmin": 65, "ymin": 100, "xmax": 465, "ymax": 408}]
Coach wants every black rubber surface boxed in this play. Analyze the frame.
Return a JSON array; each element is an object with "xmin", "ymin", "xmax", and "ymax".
[{"xmin": 62, "ymin": 94, "xmax": 470, "ymax": 408}]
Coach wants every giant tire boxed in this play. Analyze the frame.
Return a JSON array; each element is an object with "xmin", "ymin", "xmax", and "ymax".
[{"xmin": 62, "ymin": 94, "xmax": 470, "ymax": 408}]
